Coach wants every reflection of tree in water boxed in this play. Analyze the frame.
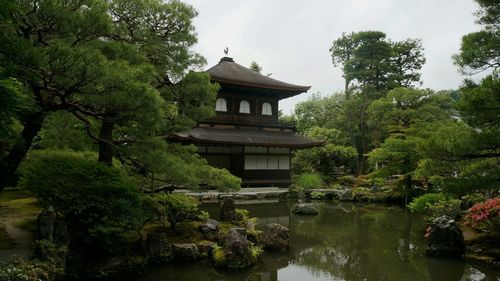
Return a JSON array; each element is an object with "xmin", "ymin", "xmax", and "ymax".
[{"xmin": 289, "ymin": 203, "xmax": 429, "ymax": 281}]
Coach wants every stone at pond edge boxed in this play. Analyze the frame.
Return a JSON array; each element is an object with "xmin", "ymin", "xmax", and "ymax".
[
  {"xmin": 146, "ymin": 233, "xmax": 173, "ymax": 264},
  {"xmin": 211, "ymin": 228, "xmax": 259, "ymax": 269},
  {"xmin": 426, "ymin": 216, "xmax": 465, "ymax": 258},
  {"xmin": 292, "ymin": 203, "xmax": 319, "ymax": 215},
  {"xmin": 200, "ymin": 218, "xmax": 219, "ymax": 239},
  {"xmin": 261, "ymin": 223, "xmax": 290, "ymax": 251},
  {"xmin": 220, "ymin": 198, "xmax": 237, "ymax": 222},
  {"xmin": 172, "ymin": 243, "xmax": 200, "ymax": 262}
]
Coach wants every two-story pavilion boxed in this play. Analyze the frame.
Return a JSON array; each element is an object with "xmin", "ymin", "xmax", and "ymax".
[{"xmin": 173, "ymin": 57, "xmax": 323, "ymax": 187}]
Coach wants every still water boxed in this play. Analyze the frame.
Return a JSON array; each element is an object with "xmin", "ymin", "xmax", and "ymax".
[{"xmin": 130, "ymin": 201, "xmax": 499, "ymax": 281}]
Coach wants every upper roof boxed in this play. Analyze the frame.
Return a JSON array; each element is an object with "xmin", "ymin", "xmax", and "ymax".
[{"xmin": 206, "ymin": 57, "xmax": 311, "ymax": 97}]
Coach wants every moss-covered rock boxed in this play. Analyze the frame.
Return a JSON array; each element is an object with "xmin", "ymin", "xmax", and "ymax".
[
  {"xmin": 210, "ymin": 228, "xmax": 262, "ymax": 269},
  {"xmin": 146, "ymin": 233, "xmax": 172, "ymax": 264}
]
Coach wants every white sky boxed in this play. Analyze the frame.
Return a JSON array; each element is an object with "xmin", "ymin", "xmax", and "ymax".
[{"xmin": 183, "ymin": 0, "xmax": 481, "ymax": 115}]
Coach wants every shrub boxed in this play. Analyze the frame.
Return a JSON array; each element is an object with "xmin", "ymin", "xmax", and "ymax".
[
  {"xmin": 460, "ymin": 193, "xmax": 486, "ymax": 210},
  {"xmin": 152, "ymin": 193, "xmax": 200, "ymax": 231},
  {"xmin": 310, "ymin": 191, "xmax": 325, "ymax": 200},
  {"xmin": 464, "ymin": 197, "xmax": 500, "ymax": 232},
  {"xmin": 294, "ymin": 173, "xmax": 323, "ymax": 190},
  {"xmin": 337, "ymin": 175, "xmax": 356, "ymax": 186},
  {"xmin": 426, "ymin": 198, "xmax": 462, "ymax": 220},
  {"xmin": 20, "ymin": 150, "xmax": 146, "ymax": 252},
  {"xmin": 408, "ymin": 193, "xmax": 447, "ymax": 213},
  {"xmin": 0, "ymin": 258, "xmax": 59, "ymax": 281}
]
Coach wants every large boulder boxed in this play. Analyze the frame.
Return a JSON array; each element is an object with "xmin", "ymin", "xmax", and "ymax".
[
  {"xmin": 146, "ymin": 233, "xmax": 173, "ymax": 264},
  {"xmin": 200, "ymin": 218, "xmax": 219, "ymax": 240},
  {"xmin": 172, "ymin": 243, "xmax": 199, "ymax": 262},
  {"xmin": 261, "ymin": 223, "xmax": 290, "ymax": 251},
  {"xmin": 211, "ymin": 228, "xmax": 260, "ymax": 269},
  {"xmin": 339, "ymin": 189, "xmax": 354, "ymax": 201},
  {"xmin": 426, "ymin": 216, "xmax": 465, "ymax": 257},
  {"xmin": 220, "ymin": 198, "xmax": 237, "ymax": 222},
  {"xmin": 292, "ymin": 203, "xmax": 319, "ymax": 215}
]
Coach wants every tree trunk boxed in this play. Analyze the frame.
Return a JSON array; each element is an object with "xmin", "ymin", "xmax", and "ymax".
[
  {"xmin": 0, "ymin": 111, "xmax": 46, "ymax": 191},
  {"xmin": 97, "ymin": 119, "xmax": 114, "ymax": 166}
]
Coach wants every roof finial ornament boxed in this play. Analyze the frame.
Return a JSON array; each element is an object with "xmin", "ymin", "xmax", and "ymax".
[{"xmin": 224, "ymin": 46, "xmax": 229, "ymax": 56}]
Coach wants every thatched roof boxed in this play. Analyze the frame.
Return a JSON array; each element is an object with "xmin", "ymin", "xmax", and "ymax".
[
  {"xmin": 206, "ymin": 57, "xmax": 310, "ymax": 97},
  {"xmin": 173, "ymin": 126, "xmax": 324, "ymax": 149}
]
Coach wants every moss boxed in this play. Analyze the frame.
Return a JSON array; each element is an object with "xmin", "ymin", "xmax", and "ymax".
[
  {"xmin": 0, "ymin": 223, "xmax": 14, "ymax": 249},
  {"xmin": 0, "ymin": 188, "xmax": 33, "ymax": 203},
  {"xmin": 1, "ymin": 197, "xmax": 41, "ymax": 222},
  {"xmin": 15, "ymin": 217, "xmax": 38, "ymax": 233},
  {"xmin": 211, "ymin": 245, "xmax": 226, "ymax": 267},
  {"xmin": 166, "ymin": 221, "xmax": 205, "ymax": 244}
]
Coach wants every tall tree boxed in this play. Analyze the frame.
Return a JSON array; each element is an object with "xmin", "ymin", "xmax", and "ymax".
[
  {"xmin": 249, "ymin": 61, "xmax": 263, "ymax": 73},
  {"xmin": 453, "ymin": 0, "xmax": 500, "ymax": 74},
  {"xmin": 0, "ymin": 0, "xmax": 216, "ymax": 190},
  {"xmin": 416, "ymin": 0, "xmax": 500, "ymax": 194},
  {"xmin": 368, "ymin": 88, "xmax": 454, "ymax": 189},
  {"xmin": 329, "ymin": 31, "xmax": 426, "ymax": 174}
]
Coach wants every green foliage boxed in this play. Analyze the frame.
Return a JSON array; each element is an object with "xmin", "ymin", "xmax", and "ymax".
[
  {"xmin": 330, "ymin": 31, "xmax": 425, "ymax": 91},
  {"xmin": 426, "ymin": 198, "xmax": 462, "ymax": 220},
  {"xmin": 152, "ymin": 193, "xmax": 200, "ymax": 231},
  {"xmin": 0, "ymin": 258, "xmax": 59, "ymax": 281},
  {"xmin": 310, "ymin": 191, "xmax": 326, "ymax": 200},
  {"xmin": 408, "ymin": 193, "xmax": 447, "ymax": 213},
  {"xmin": 294, "ymin": 173, "xmax": 324, "ymax": 190},
  {"xmin": 453, "ymin": 0, "xmax": 499, "ymax": 74},
  {"xmin": 293, "ymin": 126, "xmax": 357, "ymax": 176},
  {"xmin": 460, "ymin": 193, "xmax": 486, "ymax": 209},
  {"xmin": 249, "ymin": 61, "xmax": 263, "ymax": 73},
  {"xmin": 20, "ymin": 150, "xmax": 146, "ymax": 251},
  {"xmin": 40, "ymin": 111, "xmax": 95, "ymax": 151}
]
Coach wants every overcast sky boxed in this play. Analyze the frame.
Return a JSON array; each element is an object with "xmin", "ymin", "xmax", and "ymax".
[{"xmin": 183, "ymin": 0, "xmax": 481, "ymax": 114}]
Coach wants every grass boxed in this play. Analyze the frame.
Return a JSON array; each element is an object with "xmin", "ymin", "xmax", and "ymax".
[{"xmin": 0, "ymin": 188, "xmax": 41, "ymax": 249}]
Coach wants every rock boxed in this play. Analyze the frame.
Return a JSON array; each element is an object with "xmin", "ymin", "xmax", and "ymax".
[
  {"xmin": 339, "ymin": 189, "xmax": 353, "ymax": 201},
  {"xmin": 172, "ymin": 243, "xmax": 199, "ymax": 262},
  {"xmin": 200, "ymin": 218, "xmax": 219, "ymax": 239},
  {"xmin": 146, "ymin": 233, "xmax": 172, "ymax": 264},
  {"xmin": 291, "ymin": 203, "xmax": 319, "ymax": 215},
  {"xmin": 231, "ymin": 227, "xmax": 247, "ymax": 238},
  {"xmin": 38, "ymin": 208, "xmax": 56, "ymax": 242},
  {"xmin": 220, "ymin": 229, "xmax": 259, "ymax": 269},
  {"xmin": 246, "ymin": 220, "xmax": 256, "ymax": 231},
  {"xmin": 220, "ymin": 197, "xmax": 237, "ymax": 222},
  {"xmin": 196, "ymin": 241, "xmax": 216, "ymax": 257},
  {"xmin": 261, "ymin": 223, "xmax": 290, "ymax": 251},
  {"xmin": 426, "ymin": 216, "xmax": 465, "ymax": 257}
]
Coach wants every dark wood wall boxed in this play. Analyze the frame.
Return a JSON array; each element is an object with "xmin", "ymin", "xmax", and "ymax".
[{"xmin": 210, "ymin": 92, "xmax": 279, "ymax": 126}]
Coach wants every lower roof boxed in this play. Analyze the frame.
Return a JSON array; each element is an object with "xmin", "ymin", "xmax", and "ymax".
[{"xmin": 173, "ymin": 126, "xmax": 324, "ymax": 149}]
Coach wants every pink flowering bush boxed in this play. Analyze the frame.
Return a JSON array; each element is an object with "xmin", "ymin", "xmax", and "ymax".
[{"xmin": 464, "ymin": 197, "xmax": 500, "ymax": 232}]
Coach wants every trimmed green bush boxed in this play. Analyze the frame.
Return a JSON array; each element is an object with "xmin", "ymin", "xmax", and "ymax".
[
  {"xmin": 408, "ymin": 193, "xmax": 447, "ymax": 213},
  {"xmin": 151, "ymin": 193, "xmax": 200, "ymax": 231},
  {"xmin": 21, "ymin": 150, "xmax": 146, "ymax": 252}
]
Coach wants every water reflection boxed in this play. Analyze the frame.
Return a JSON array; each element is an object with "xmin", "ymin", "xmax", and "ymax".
[{"xmin": 127, "ymin": 201, "xmax": 499, "ymax": 281}]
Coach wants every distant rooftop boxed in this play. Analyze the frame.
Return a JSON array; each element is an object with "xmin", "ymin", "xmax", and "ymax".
[{"xmin": 206, "ymin": 57, "xmax": 310, "ymax": 97}]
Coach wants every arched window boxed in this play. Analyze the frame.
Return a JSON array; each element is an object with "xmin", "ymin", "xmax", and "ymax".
[
  {"xmin": 262, "ymin": 102, "xmax": 272, "ymax": 115},
  {"xmin": 239, "ymin": 100, "xmax": 250, "ymax": 113},
  {"xmin": 215, "ymin": 98, "xmax": 227, "ymax": 112}
]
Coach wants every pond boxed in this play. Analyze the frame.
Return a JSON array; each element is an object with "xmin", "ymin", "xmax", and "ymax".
[{"xmin": 128, "ymin": 201, "xmax": 500, "ymax": 281}]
